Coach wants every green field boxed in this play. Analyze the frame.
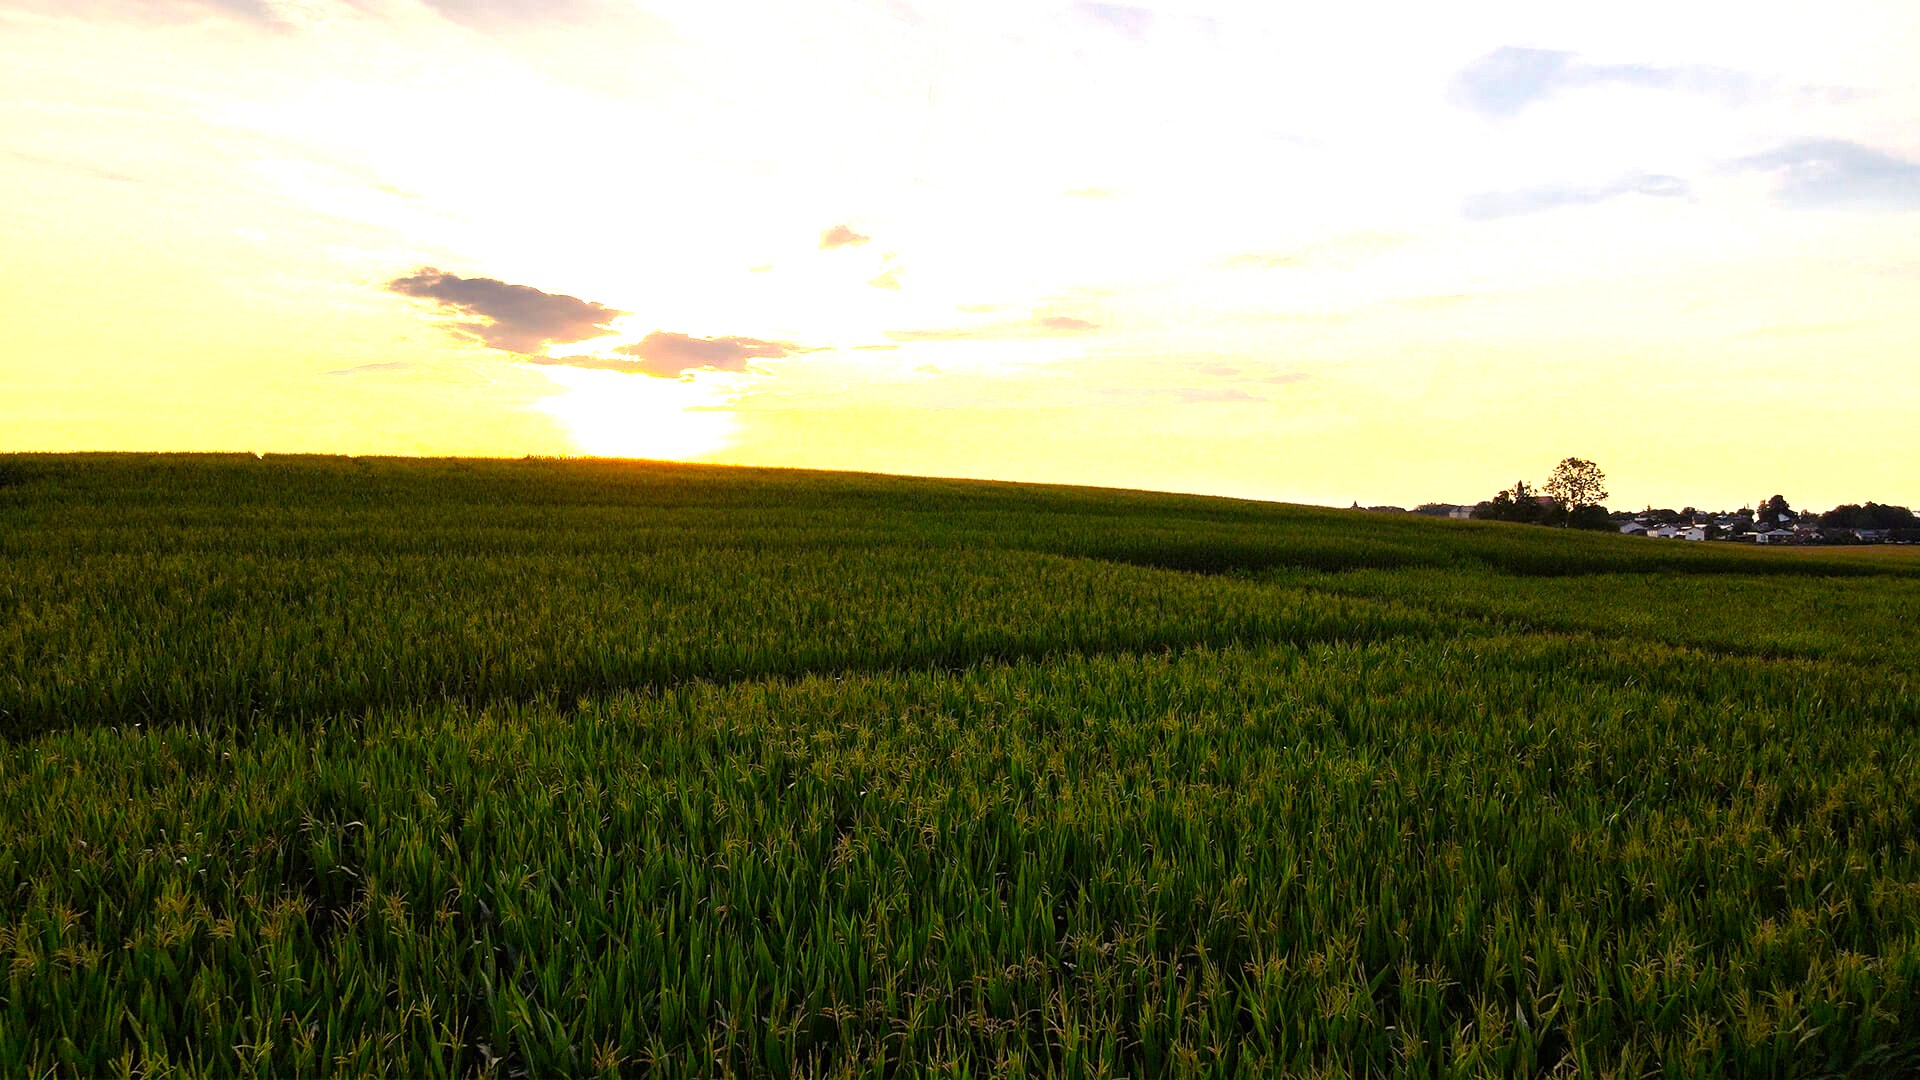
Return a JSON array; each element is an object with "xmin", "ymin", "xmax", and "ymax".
[{"xmin": 3, "ymin": 454, "xmax": 1918, "ymax": 1077}]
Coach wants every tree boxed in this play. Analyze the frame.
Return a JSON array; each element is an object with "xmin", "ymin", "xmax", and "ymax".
[
  {"xmin": 1471, "ymin": 480, "xmax": 1550, "ymax": 524},
  {"xmin": 1821, "ymin": 502, "xmax": 1918, "ymax": 530},
  {"xmin": 1759, "ymin": 494, "xmax": 1791, "ymax": 526},
  {"xmin": 1545, "ymin": 457, "xmax": 1608, "ymax": 527}
]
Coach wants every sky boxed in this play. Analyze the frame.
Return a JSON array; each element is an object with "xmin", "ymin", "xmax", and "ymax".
[{"xmin": 3, "ymin": 0, "xmax": 1918, "ymax": 511}]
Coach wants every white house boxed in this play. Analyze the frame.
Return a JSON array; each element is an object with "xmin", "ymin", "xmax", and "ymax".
[
  {"xmin": 1620, "ymin": 522, "xmax": 1648, "ymax": 535},
  {"xmin": 1755, "ymin": 529, "xmax": 1796, "ymax": 544}
]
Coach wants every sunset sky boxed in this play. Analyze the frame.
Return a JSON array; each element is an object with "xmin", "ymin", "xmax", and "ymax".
[{"xmin": 4, "ymin": 0, "xmax": 1917, "ymax": 510}]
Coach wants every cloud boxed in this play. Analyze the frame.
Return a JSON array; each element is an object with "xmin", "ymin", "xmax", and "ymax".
[
  {"xmin": 1222, "ymin": 252, "xmax": 1303, "ymax": 270},
  {"xmin": 56, "ymin": 0, "xmax": 288, "ymax": 27},
  {"xmin": 1064, "ymin": 186, "xmax": 1119, "ymax": 199},
  {"xmin": 867, "ymin": 270, "xmax": 902, "ymax": 290},
  {"xmin": 324, "ymin": 361, "xmax": 413, "ymax": 376},
  {"xmin": 388, "ymin": 268, "xmax": 625, "ymax": 354},
  {"xmin": 1221, "ymin": 231, "xmax": 1407, "ymax": 271},
  {"xmin": 2, "ymin": 151, "xmax": 143, "ymax": 186},
  {"xmin": 886, "ymin": 311, "xmax": 1102, "ymax": 342},
  {"xmin": 618, "ymin": 331, "xmax": 799, "ymax": 376},
  {"xmin": 178, "ymin": 0, "xmax": 601, "ymax": 25},
  {"xmin": 1463, "ymin": 172, "xmax": 1688, "ymax": 220},
  {"xmin": 1076, "ymin": 2, "xmax": 1153, "ymax": 38},
  {"xmin": 534, "ymin": 331, "xmax": 803, "ymax": 378},
  {"xmin": 192, "ymin": 0, "xmax": 282, "ymax": 23},
  {"xmin": 1453, "ymin": 46, "xmax": 1756, "ymax": 117},
  {"xmin": 409, "ymin": 0, "xmax": 611, "ymax": 24},
  {"xmin": 820, "ymin": 224, "xmax": 871, "ymax": 249},
  {"xmin": 1037, "ymin": 315, "xmax": 1098, "ymax": 332},
  {"xmin": 1174, "ymin": 387, "xmax": 1261, "ymax": 404},
  {"xmin": 876, "ymin": 0, "xmax": 928, "ymax": 27},
  {"xmin": 1731, "ymin": 139, "xmax": 1920, "ymax": 211}
]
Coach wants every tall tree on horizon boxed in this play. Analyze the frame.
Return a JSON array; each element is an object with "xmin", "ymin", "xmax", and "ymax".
[{"xmin": 1546, "ymin": 458, "xmax": 1609, "ymax": 528}]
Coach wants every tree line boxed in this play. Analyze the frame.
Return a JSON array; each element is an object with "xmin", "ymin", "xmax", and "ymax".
[
  {"xmin": 1471, "ymin": 458, "xmax": 1614, "ymax": 530},
  {"xmin": 1460, "ymin": 461, "xmax": 1917, "ymax": 538}
]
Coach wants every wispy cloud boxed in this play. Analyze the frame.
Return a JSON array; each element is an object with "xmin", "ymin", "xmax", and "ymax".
[
  {"xmin": 2, "ymin": 151, "xmax": 143, "ymax": 186},
  {"xmin": 1221, "ymin": 252, "xmax": 1302, "ymax": 270},
  {"xmin": 820, "ymin": 224, "xmax": 871, "ymax": 249},
  {"xmin": 885, "ymin": 311, "xmax": 1102, "ymax": 342},
  {"xmin": 191, "ymin": 0, "xmax": 628, "ymax": 31},
  {"xmin": 538, "ymin": 331, "xmax": 804, "ymax": 379},
  {"xmin": 867, "ymin": 270, "xmax": 902, "ymax": 290},
  {"xmin": 1064, "ymin": 186, "xmax": 1119, "ymax": 200},
  {"xmin": 189, "ymin": 0, "xmax": 280, "ymax": 24},
  {"xmin": 1453, "ymin": 47, "xmax": 1757, "ymax": 118},
  {"xmin": 1037, "ymin": 315, "xmax": 1098, "ymax": 332},
  {"xmin": 415, "ymin": 0, "xmax": 620, "ymax": 27},
  {"xmin": 324, "ymin": 361, "xmax": 413, "ymax": 376},
  {"xmin": 1463, "ymin": 172, "xmax": 1688, "ymax": 220},
  {"xmin": 1075, "ymin": 3, "xmax": 1153, "ymax": 38},
  {"xmin": 1731, "ymin": 139, "xmax": 1920, "ymax": 211},
  {"xmin": 387, "ymin": 268, "xmax": 625, "ymax": 354},
  {"xmin": 1220, "ymin": 231, "xmax": 1406, "ymax": 271},
  {"xmin": 1174, "ymin": 387, "xmax": 1261, "ymax": 404}
]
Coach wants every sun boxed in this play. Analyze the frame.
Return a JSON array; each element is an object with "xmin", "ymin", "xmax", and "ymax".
[{"xmin": 529, "ymin": 365, "xmax": 741, "ymax": 460}]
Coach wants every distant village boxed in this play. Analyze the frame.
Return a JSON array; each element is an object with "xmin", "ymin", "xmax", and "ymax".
[{"xmin": 1356, "ymin": 497, "xmax": 1920, "ymax": 545}]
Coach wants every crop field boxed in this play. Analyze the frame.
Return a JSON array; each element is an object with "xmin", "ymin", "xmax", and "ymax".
[{"xmin": 2, "ymin": 454, "xmax": 1918, "ymax": 1077}]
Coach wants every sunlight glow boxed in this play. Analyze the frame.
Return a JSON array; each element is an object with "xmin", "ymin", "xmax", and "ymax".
[{"xmin": 530, "ymin": 365, "xmax": 741, "ymax": 461}]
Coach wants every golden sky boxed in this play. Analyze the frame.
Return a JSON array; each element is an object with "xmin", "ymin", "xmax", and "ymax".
[{"xmin": 4, "ymin": 0, "xmax": 1918, "ymax": 510}]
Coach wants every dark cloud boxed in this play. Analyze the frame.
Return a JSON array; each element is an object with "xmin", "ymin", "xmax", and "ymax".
[
  {"xmin": 1077, "ymin": 2, "xmax": 1153, "ymax": 37},
  {"xmin": 1463, "ymin": 172, "xmax": 1688, "ymax": 220},
  {"xmin": 387, "ymin": 267, "xmax": 625, "ymax": 354},
  {"xmin": 537, "ymin": 332, "xmax": 802, "ymax": 378},
  {"xmin": 1732, "ymin": 139, "xmax": 1920, "ymax": 211},
  {"xmin": 1453, "ymin": 46, "xmax": 1756, "ymax": 117},
  {"xmin": 820, "ymin": 224, "xmax": 871, "ymax": 249},
  {"xmin": 620, "ymin": 331, "xmax": 795, "ymax": 374}
]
